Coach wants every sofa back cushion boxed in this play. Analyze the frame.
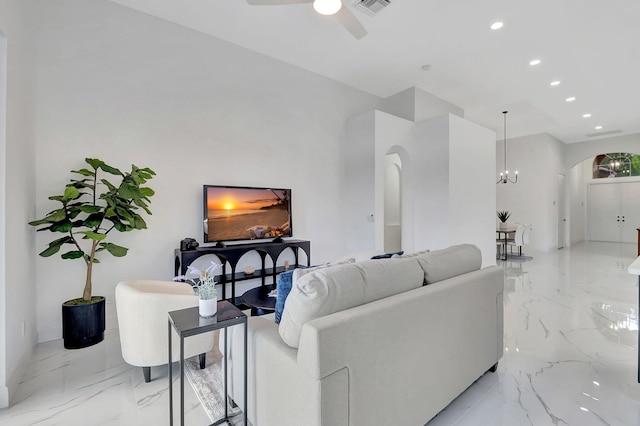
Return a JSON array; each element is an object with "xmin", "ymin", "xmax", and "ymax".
[
  {"xmin": 278, "ymin": 257, "xmax": 424, "ymax": 348},
  {"xmin": 416, "ymin": 244, "xmax": 482, "ymax": 284}
]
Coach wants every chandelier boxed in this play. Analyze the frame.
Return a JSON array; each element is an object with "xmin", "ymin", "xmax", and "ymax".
[{"xmin": 497, "ymin": 110, "xmax": 518, "ymax": 184}]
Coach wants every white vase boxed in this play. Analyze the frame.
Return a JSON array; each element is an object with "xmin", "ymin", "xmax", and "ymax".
[
  {"xmin": 199, "ymin": 298, "xmax": 217, "ymax": 318},
  {"xmin": 499, "ymin": 221, "xmax": 508, "ymax": 230}
]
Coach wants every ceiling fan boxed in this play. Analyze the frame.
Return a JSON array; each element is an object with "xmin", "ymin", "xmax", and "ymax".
[{"xmin": 246, "ymin": 0, "xmax": 367, "ymax": 39}]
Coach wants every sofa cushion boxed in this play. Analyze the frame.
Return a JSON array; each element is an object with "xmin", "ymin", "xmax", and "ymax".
[
  {"xmin": 275, "ymin": 259, "xmax": 356, "ymax": 324},
  {"xmin": 278, "ymin": 256, "xmax": 424, "ymax": 348},
  {"xmin": 393, "ymin": 248, "xmax": 430, "ymax": 258},
  {"xmin": 416, "ymin": 244, "xmax": 481, "ymax": 284},
  {"xmin": 370, "ymin": 250, "xmax": 404, "ymax": 259},
  {"xmin": 336, "ymin": 250, "xmax": 384, "ymax": 262},
  {"xmin": 274, "ymin": 269, "xmax": 295, "ymax": 324},
  {"xmin": 291, "ymin": 258, "xmax": 355, "ymax": 282}
]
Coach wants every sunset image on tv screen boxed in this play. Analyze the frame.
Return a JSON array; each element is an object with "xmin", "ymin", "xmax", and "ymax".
[{"xmin": 205, "ymin": 187, "xmax": 291, "ymax": 242}]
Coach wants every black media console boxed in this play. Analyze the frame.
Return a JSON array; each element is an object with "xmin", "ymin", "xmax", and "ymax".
[{"xmin": 174, "ymin": 239, "xmax": 311, "ymax": 303}]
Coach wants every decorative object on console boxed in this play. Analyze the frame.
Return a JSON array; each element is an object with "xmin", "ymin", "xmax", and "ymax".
[
  {"xmin": 180, "ymin": 237, "xmax": 199, "ymax": 251},
  {"xmin": 28, "ymin": 157, "xmax": 155, "ymax": 349},
  {"xmin": 175, "ymin": 261, "xmax": 222, "ymax": 318},
  {"xmin": 497, "ymin": 210, "xmax": 511, "ymax": 230},
  {"xmin": 243, "ymin": 266, "xmax": 256, "ymax": 275},
  {"xmin": 497, "ymin": 111, "xmax": 518, "ymax": 184},
  {"xmin": 174, "ymin": 239, "xmax": 311, "ymax": 303}
]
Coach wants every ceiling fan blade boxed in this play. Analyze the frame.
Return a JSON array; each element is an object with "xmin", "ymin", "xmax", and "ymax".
[
  {"xmin": 247, "ymin": 0, "xmax": 312, "ymax": 5},
  {"xmin": 335, "ymin": 5, "xmax": 367, "ymax": 39}
]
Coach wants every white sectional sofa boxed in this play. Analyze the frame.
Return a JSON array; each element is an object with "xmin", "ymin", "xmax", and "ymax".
[{"xmin": 225, "ymin": 244, "xmax": 504, "ymax": 426}]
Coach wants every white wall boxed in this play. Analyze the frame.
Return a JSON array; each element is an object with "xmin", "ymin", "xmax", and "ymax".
[
  {"xmin": 408, "ymin": 115, "xmax": 450, "ymax": 252},
  {"xmin": 345, "ymin": 109, "xmax": 497, "ymax": 266},
  {"xmin": 29, "ymin": 0, "xmax": 381, "ymax": 342},
  {"xmin": 378, "ymin": 87, "xmax": 463, "ymax": 124},
  {"xmin": 342, "ymin": 111, "xmax": 377, "ymax": 255},
  {"xmin": 496, "ymin": 133, "xmax": 566, "ymax": 251},
  {"xmin": 0, "ymin": 0, "xmax": 37, "ymax": 408},
  {"xmin": 569, "ymin": 158, "xmax": 590, "ymax": 245},
  {"xmin": 564, "ymin": 133, "xmax": 640, "ymax": 170},
  {"xmin": 449, "ymin": 114, "xmax": 496, "ymax": 265}
]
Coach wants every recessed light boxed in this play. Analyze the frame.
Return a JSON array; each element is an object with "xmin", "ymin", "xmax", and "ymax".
[
  {"xmin": 582, "ymin": 113, "xmax": 592, "ymax": 118},
  {"xmin": 490, "ymin": 21, "xmax": 504, "ymax": 30},
  {"xmin": 595, "ymin": 125, "xmax": 603, "ymax": 130},
  {"xmin": 529, "ymin": 59, "xmax": 541, "ymax": 66},
  {"xmin": 550, "ymin": 80, "xmax": 561, "ymax": 86},
  {"xmin": 566, "ymin": 96, "xmax": 576, "ymax": 102}
]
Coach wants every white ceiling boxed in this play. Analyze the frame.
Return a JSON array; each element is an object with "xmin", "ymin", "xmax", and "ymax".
[{"xmin": 108, "ymin": 0, "xmax": 640, "ymax": 143}]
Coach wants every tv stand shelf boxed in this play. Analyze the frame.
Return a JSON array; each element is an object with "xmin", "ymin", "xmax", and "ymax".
[{"xmin": 174, "ymin": 239, "xmax": 311, "ymax": 303}]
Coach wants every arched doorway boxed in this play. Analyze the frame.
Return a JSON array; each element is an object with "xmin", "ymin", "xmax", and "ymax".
[
  {"xmin": 568, "ymin": 153, "xmax": 640, "ymax": 245},
  {"xmin": 384, "ymin": 152, "xmax": 402, "ymax": 252}
]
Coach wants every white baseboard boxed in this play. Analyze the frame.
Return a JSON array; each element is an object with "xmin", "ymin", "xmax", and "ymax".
[
  {"xmin": 0, "ymin": 385, "xmax": 8, "ymax": 409},
  {"xmin": 37, "ymin": 326, "xmax": 61, "ymax": 343}
]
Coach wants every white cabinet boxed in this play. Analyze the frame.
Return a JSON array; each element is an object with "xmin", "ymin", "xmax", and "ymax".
[{"xmin": 588, "ymin": 181, "xmax": 640, "ymax": 243}]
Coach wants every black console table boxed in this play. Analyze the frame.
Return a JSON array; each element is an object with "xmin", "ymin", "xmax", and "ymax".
[{"xmin": 174, "ymin": 239, "xmax": 310, "ymax": 303}]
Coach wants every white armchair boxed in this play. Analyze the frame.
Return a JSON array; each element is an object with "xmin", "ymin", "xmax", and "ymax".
[{"xmin": 115, "ymin": 280, "xmax": 215, "ymax": 382}]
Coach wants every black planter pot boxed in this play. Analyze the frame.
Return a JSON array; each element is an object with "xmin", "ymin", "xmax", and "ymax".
[{"xmin": 62, "ymin": 296, "xmax": 106, "ymax": 349}]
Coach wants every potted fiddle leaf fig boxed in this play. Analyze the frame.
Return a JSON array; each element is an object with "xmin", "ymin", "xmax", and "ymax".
[{"xmin": 29, "ymin": 158, "xmax": 155, "ymax": 349}]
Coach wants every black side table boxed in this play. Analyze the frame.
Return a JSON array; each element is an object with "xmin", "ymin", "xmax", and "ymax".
[
  {"xmin": 168, "ymin": 301, "xmax": 247, "ymax": 426},
  {"xmin": 241, "ymin": 284, "xmax": 277, "ymax": 316}
]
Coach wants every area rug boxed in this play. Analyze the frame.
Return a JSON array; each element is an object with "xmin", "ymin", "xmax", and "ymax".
[
  {"xmin": 183, "ymin": 331, "xmax": 242, "ymax": 424},
  {"xmin": 504, "ymin": 254, "xmax": 533, "ymax": 262}
]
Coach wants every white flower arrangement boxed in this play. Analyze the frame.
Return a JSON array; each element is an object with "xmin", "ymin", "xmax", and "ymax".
[{"xmin": 174, "ymin": 261, "xmax": 222, "ymax": 301}]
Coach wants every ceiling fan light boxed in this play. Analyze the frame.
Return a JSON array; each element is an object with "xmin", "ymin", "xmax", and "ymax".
[{"xmin": 313, "ymin": 0, "xmax": 342, "ymax": 15}]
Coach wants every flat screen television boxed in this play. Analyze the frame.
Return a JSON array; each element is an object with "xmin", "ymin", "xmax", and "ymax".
[{"xmin": 203, "ymin": 185, "xmax": 292, "ymax": 243}]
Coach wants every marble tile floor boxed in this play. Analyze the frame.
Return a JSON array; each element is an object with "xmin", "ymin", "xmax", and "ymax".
[{"xmin": 2, "ymin": 241, "xmax": 640, "ymax": 425}]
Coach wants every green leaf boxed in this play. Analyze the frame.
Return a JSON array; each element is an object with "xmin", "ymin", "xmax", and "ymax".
[
  {"xmin": 118, "ymin": 184, "xmax": 141, "ymax": 199},
  {"xmin": 50, "ymin": 220, "xmax": 73, "ymax": 232},
  {"xmin": 85, "ymin": 158, "xmax": 104, "ymax": 170},
  {"xmin": 140, "ymin": 187, "xmax": 155, "ymax": 197},
  {"xmin": 77, "ymin": 231, "xmax": 107, "ymax": 240},
  {"xmin": 71, "ymin": 168, "xmax": 95, "ymax": 177},
  {"xmin": 82, "ymin": 212, "xmax": 104, "ymax": 228},
  {"xmin": 29, "ymin": 218, "xmax": 50, "ymax": 227},
  {"xmin": 69, "ymin": 180, "xmax": 93, "ymax": 190},
  {"xmin": 100, "ymin": 179, "xmax": 117, "ymax": 192},
  {"xmin": 38, "ymin": 236, "xmax": 72, "ymax": 257},
  {"xmin": 100, "ymin": 163, "xmax": 123, "ymax": 176},
  {"xmin": 39, "ymin": 244, "xmax": 62, "ymax": 257},
  {"xmin": 48, "ymin": 195, "xmax": 65, "ymax": 202},
  {"xmin": 77, "ymin": 205, "xmax": 102, "ymax": 214},
  {"xmin": 62, "ymin": 186, "xmax": 80, "ymax": 202},
  {"xmin": 101, "ymin": 242, "xmax": 128, "ymax": 257},
  {"xmin": 139, "ymin": 167, "xmax": 156, "ymax": 177},
  {"xmin": 29, "ymin": 208, "xmax": 66, "ymax": 226},
  {"xmin": 133, "ymin": 215, "xmax": 147, "ymax": 230},
  {"xmin": 133, "ymin": 198, "xmax": 152, "ymax": 215},
  {"xmin": 61, "ymin": 250, "xmax": 85, "ymax": 259},
  {"xmin": 112, "ymin": 221, "xmax": 127, "ymax": 232}
]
